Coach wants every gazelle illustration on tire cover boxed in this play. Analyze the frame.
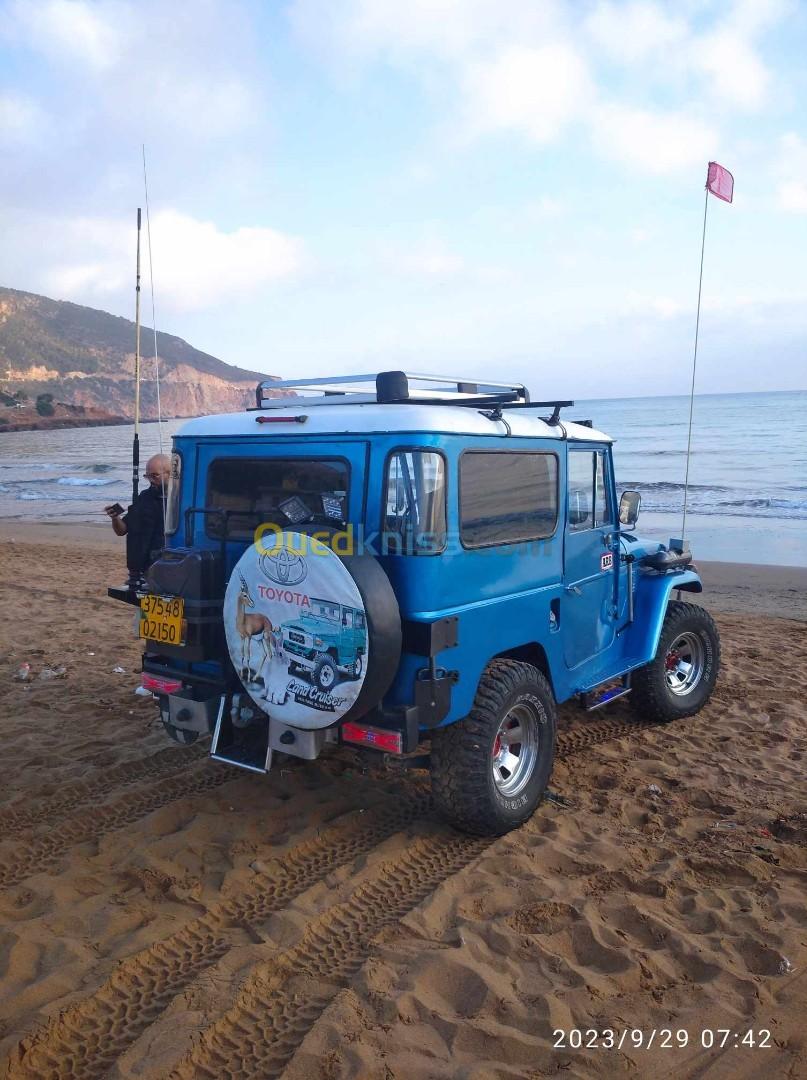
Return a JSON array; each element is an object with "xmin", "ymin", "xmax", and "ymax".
[{"xmin": 223, "ymin": 532, "xmax": 369, "ymax": 730}]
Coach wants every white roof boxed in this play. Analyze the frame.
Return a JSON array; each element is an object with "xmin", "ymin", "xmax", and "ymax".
[{"xmin": 177, "ymin": 401, "xmax": 612, "ymax": 443}]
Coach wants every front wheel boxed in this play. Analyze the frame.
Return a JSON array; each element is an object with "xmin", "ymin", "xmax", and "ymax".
[
  {"xmin": 630, "ymin": 600, "xmax": 720, "ymax": 722},
  {"xmin": 430, "ymin": 660, "xmax": 557, "ymax": 837},
  {"xmin": 312, "ymin": 653, "xmax": 338, "ymax": 691}
]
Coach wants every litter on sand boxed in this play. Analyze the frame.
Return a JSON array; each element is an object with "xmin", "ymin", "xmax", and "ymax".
[
  {"xmin": 544, "ymin": 790, "xmax": 574, "ymax": 808},
  {"xmin": 38, "ymin": 665, "xmax": 67, "ymax": 680}
]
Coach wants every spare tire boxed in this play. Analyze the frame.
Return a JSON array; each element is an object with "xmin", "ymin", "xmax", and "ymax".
[{"xmin": 224, "ymin": 530, "xmax": 401, "ymax": 730}]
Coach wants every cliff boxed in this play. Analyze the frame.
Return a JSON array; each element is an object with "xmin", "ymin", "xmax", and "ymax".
[{"xmin": 0, "ymin": 286, "xmax": 276, "ymax": 420}]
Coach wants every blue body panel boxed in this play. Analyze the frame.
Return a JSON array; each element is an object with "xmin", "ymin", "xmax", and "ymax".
[{"xmin": 169, "ymin": 429, "xmax": 705, "ymax": 728}]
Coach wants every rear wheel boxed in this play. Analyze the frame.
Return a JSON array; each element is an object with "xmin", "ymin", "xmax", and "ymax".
[
  {"xmin": 430, "ymin": 660, "xmax": 556, "ymax": 836},
  {"xmin": 630, "ymin": 601, "xmax": 720, "ymax": 722}
]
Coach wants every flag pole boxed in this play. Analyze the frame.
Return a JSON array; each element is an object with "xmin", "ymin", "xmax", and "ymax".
[
  {"xmin": 132, "ymin": 207, "xmax": 142, "ymax": 507},
  {"xmin": 680, "ymin": 181, "xmax": 710, "ymax": 546}
]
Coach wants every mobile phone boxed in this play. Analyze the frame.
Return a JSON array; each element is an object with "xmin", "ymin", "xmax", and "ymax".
[{"xmin": 108, "ymin": 502, "xmax": 125, "ymax": 516}]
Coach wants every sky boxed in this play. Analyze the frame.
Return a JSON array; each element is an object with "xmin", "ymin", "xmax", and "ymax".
[{"xmin": 1, "ymin": 0, "xmax": 806, "ymax": 399}]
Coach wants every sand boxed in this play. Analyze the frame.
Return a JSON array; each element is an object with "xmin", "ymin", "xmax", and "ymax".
[{"xmin": 0, "ymin": 527, "xmax": 805, "ymax": 1079}]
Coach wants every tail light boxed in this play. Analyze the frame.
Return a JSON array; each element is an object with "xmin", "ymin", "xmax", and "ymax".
[
  {"xmin": 142, "ymin": 673, "xmax": 183, "ymax": 694},
  {"xmin": 341, "ymin": 722, "xmax": 403, "ymax": 754}
]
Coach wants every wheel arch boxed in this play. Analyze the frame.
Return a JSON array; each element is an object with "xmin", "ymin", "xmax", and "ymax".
[
  {"xmin": 633, "ymin": 570, "xmax": 704, "ymax": 665},
  {"xmin": 492, "ymin": 642, "xmax": 554, "ymax": 698}
]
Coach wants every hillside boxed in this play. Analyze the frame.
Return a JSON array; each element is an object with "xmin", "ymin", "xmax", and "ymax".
[{"xmin": 0, "ymin": 286, "xmax": 275, "ymax": 420}]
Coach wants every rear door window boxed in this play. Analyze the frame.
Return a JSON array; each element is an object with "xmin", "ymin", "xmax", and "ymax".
[
  {"xmin": 383, "ymin": 450, "xmax": 447, "ymax": 554},
  {"xmin": 206, "ymin": 458, "xmax": 349, "ymax": 539}
]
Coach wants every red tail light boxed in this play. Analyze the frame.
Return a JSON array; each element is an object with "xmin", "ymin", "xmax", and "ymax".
[
  {"xmin": 342, "ymin": 722, "xmax": 403, "ymax": 754},
  {"xmin": 142, "ymin": 673, "xmax": 183, "ymax": 694}
]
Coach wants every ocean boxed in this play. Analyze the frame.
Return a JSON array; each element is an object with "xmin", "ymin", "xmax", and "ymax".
[{"xmin": 0, "ymin": 390, "xmax": 805, "ymax": 567}]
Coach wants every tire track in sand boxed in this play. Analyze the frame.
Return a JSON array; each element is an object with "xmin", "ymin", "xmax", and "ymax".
[
  {"xmin": 0, "ymin": 760, "xmax": 239, "ymax": 890},
  {"xmin": 557, "ymin": 713, "xmax": 661, "ymax": 759},
  {"xmin": 0, "ymin": 745, "xmax": 208, "ymax": 835},
  {"xmin": 169, "ymin": 831, "xmax": 490, "ymax": 1080},
  {"xmin": 5, "ymin": 790, "xmax": 432, "ymax": 1080}
]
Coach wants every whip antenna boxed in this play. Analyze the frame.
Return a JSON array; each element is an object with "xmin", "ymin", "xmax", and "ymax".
[
  {"xmin": 132, "ymin": 207, "xmax": 142, "ymax": 506},
  {"xmin": 142, "ymin": 145, "xmax": 165, "ymax": 466},
  {"xmin": 680, "ymin": 187, "xmax": 708, "ymax": 546},
  {"xmin": 680, "ymin": 161, "xmax": 734, "ymax": 547}
]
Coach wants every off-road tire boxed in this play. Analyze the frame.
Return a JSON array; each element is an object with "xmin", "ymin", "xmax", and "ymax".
[
  {"xmin": 430, "ymin": 660, "xmax": 557, "ymax": 837},
  {"xmin": 312, "ymin": 653, "xmax": 338, "ymax": 691},
  {"xmin": 630, "ymin": 600, "xmax": 720, "ymax": 723}
]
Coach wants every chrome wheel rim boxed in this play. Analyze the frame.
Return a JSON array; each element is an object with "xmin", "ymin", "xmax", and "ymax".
[
  {"xmin": 664, "ymin": 632, "xmax": 705, "ymax": 696},
  {"xmin": 491, "ymin": 701, "xmax": 539, "ymax": 797},
  {"xmin": 319, "ymin": 664, "xmax": 335, "ymax": 688}
]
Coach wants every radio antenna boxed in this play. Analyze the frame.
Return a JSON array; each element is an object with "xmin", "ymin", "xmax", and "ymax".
[{"xmin": 132, "ymin": 207, "xmax": 142, "ymax": 506}]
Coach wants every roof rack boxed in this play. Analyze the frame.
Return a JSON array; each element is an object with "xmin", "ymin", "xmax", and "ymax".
[
  {"xmin": 255, "ymin": 370, "xmax": 573, "ymax": 424},
  {"xmin": 256, "ymin": 370, "xmax": 529, "ymax": 408}
]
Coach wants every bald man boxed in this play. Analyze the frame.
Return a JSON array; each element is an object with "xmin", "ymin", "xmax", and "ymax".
[{"xmin": 105, "ymin": 453, "xmax": 170, "ymax": 583}]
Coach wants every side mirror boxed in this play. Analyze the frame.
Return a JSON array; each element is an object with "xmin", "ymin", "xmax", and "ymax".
[
  {"xmin": 568, "ymin": 489, "xmax": 590, "ymax": 527},
  {"xmin": 619, "ymin": 490, "xmax": 641, "ymax": 528}
]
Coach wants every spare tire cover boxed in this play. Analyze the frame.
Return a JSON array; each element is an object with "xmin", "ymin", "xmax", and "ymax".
[{"xmin": 224, "ymin": 531, "xmax": 399, "ymax": 730}]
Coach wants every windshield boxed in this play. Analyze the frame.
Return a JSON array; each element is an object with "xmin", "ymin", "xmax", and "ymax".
[{"xmin": 303, "ymin": 599, "xmax": 340, "ymax": 622}]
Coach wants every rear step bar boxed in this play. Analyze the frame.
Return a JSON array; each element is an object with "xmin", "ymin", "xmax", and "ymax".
[
  {"xmin": 581, "ymin": 675, "xmax": 632, "ymax": 712},
  {"xmin": 210, "ymin": 697, "xmax": 272, "ymax": 773}
]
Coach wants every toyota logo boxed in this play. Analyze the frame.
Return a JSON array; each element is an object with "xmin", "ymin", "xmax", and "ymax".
[{"xmin": 259, "ymin": 548, "xmax": 308, "ymax": 586}]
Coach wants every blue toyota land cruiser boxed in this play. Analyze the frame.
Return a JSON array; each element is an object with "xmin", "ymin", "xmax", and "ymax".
[{"xmin": 111, "ymin": 371, "xmax": 720, "ymax": 836}]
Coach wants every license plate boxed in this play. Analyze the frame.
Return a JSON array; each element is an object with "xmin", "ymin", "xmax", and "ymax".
[{"xmin": 139, "ymin": 595, "xmax": 185, "ymax": 646}]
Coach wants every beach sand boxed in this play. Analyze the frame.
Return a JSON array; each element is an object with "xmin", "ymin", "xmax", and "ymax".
[{"xmin": 0, "ymin": 525, "xmax": 804, "ymax": 1079}]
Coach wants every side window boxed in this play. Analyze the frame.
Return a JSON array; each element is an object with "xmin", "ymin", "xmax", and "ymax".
[
  {"xmin": 383, "ymin": 451, "xmax": 447, "ymax": 554},
  {"xmin": 594, "ymin": 451, "xmax": 612, "ymax": 527},
  {"xmin": 568, "ymin": 450, "xmax": 612, "ymax": 531},
  {"xmin": 342, "ymin": 609, "xmax": 353, "ymax": 628},
  {"xmin": 460, "ymin": 452, "xmax": 558, "ymax": 548}
]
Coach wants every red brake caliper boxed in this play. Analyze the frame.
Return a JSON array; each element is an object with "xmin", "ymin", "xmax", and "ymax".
[
  {"xmin": 665, "ymin": 650, "xmax": 680, "ymax": 672},
  {"xmin": 492, "ymin": 733, "xmax": 502, "ymax": 758}
]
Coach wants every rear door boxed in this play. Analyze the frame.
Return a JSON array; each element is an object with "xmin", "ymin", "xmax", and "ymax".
[{"xmin": 563, "ymin": 446, "xmax": 616, "ymax": 669}]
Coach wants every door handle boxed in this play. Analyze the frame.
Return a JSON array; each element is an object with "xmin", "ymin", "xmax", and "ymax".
[{"xmin": 565, "ymin": 585, "xmax": 582, "ymax": 596}]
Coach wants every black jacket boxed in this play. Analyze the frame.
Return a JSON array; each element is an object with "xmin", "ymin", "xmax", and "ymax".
[{"xmin": 124, "ymin": 486, "xmax": 165, "ymax": 574}]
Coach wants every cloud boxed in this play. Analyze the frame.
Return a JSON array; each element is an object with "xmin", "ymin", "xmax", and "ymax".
[
  {"xmin": 0, "ymin": 93, "xmax": 46, "ymax": 143},
  {"xmin": 35, "ymin": 210, "xmax": 305, "ymax": 312},
  {"xmin": 776, "ymin": 133, "xmax": 807, "ymax": 212},
  {"xmin": 290, "ymin": 0, "xmax": 566, "ymax": 65},
  {"xmin": 585, "ymin": 1, "xmax": 687, "ymax": 63},
  {"xmin": 591, "ymin": 104, "xmax": 717, "ymax": 174},
  {"xmin": 6, "ymin": 0, "xmax": 126, "ymax": 70},
  {"xmin": 462, "ymin": 44, "xmax": 592, "ymax": 144},
  {"xmin": 3, "ymin": 0, "xmax": 258, "ymax": 140},
  {"xmin": 692, "ymin": 30, "xmax": 769, "ymax": 108}
]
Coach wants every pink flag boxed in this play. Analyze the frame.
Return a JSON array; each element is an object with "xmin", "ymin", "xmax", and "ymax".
[{"xmin": 706, "ymin": 161, "xmax": 734, "ymax": 203}]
